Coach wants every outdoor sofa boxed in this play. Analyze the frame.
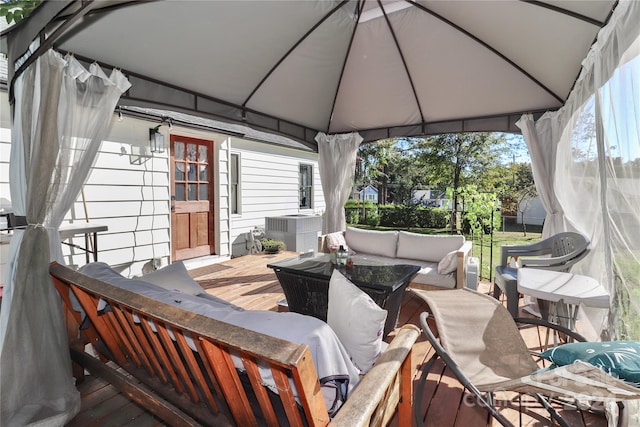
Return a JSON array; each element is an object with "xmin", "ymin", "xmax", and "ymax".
[
  {"xmin": 319, "ymin": 227, "xmax": 472, "ymax": 291},
  {"xmin": 50, "ymin": 261, "xmax": 419, "ymax": 426}
]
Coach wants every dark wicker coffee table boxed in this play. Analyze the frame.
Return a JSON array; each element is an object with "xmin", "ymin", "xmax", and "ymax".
[{"xmin": 267, "ymin": 253, "xmax": 420, "ymax": 336}]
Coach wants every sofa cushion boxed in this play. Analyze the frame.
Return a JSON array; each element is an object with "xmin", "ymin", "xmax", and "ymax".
[
  {"xmin": 140, "ymin": 261, "xmax": 205, "ymax": 295},
  {"xmin": 393, "ymin": 257, "xmax": 457, "ymax": 289},
  {"xmin": 78, "ymin": 262, "xmax": 242, "ymax": 312},
  {"xmin": 345, "ymin": 227, "xmax": 398, "ymax": 258},
  {"xmin": 327, "ymin": 270, "xmax": 387, "ymax": 374},
  {"xmin": 79, "ymin": 262, "xmax": 172, "ymax": 296},
  {"xmin": 396, "ymin": 231, "xmax": 465, "ymax": 263}
]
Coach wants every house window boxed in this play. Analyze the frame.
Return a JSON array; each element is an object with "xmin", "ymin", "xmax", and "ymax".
[
  {"xmin": 230, "ymin": 153, "xmax": 240, "ymax": 214},
  {"xmin": 299, "ymin": 164, "xmax": 313, "ymax": 209}
]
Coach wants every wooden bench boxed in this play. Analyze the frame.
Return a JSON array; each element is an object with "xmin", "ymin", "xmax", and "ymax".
[{"xmin": 50, "ymin": 262, "xmax": 420, "ymax": 427}]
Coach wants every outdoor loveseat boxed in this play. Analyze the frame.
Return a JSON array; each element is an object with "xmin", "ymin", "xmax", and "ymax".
[
  {"xmin": 319, "ymin": 227, "xmax": 472, "ymax": 291},
  {"xmin": 50, "ymin": 261, "xmax": 419, "ymax": 426}
]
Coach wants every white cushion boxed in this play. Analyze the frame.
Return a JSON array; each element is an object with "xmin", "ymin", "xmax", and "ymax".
[
  {"xmin": 140, "ymin": 261, "xmax": 205, "ymax": 295},
  {"xmin": 345, "ymin": 227, "xmax": 398, "ymax": 258},
  {"xmin": 396, "ymin": 231, "xmax": 465, "ymax": 262},
  {"xmin": 79, "ymin": 262, "xmax": 169, "ymax": 295},
  {"xmin": 325, "ymin": 231, "xmax": 354, "ymax": 254},
  {"xmin": 391, "ymin": 257, "xmax": 457, "ymax": 289},
  {"xmin": 327, "ymin": 270, "xmax": 387, "ymax": 373},
  {"xmin": 437, "ymin": 250, "xmax": 458, "ymax": 274},
  {"xmin": 409, "ymin": 268, "xmax": 457, "ymax": 289}
]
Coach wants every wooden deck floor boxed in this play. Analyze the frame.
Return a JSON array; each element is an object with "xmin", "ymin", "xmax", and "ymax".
[{"xmin": 67, "ymin": 252, "xmax": 608, "ymax": 426}]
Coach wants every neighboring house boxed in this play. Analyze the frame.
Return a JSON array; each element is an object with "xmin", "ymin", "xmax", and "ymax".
[
  {"xmin": 356, "ymin": 184, "xmax": 379, "ymax": 203},
  {"xmin": 517, "ymin": 196, "xmax": 546, "ymax": 226},
  {"xmin": 0, "ymin": 90, "xmax": 325, "ymax": 282},
  {"xmin": 413, "ymin": 189, "xmax": 448, "ymax": 208}
]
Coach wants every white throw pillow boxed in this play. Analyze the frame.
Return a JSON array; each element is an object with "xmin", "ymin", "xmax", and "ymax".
[
  {"xmin": 437, "ymin": 250, "xmax": 458, "ymax": 274},
  {"xmin": 327, "ymin": 270, "xmax": 387, "ymax": 373},
  {"xmin": 325, "ymin": 231, "xmax": 354, "ymax": 254},
  {"xmin": 140, "ymin": 261, "xmax": 205, "ymax": 295},
  {"xmin": 344, "ymin": 227, "xmax": 398, "ymax": 258}
]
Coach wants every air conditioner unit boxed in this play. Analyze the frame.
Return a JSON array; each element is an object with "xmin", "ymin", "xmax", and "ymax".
[
  {"xmin": 466, "ymin": 257, "xmax": 480, "ymax": 290},
  {"xmin": 265, "ymin": 215, "xmax": 322, "ymax": 253}
]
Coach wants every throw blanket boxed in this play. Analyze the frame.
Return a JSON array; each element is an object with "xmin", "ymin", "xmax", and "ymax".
[{"xmin": 77, "ymin": 263, "xmax": 361, "ymax": 412}]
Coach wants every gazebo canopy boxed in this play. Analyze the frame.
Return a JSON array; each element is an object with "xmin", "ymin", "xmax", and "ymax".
[
  {"xmin": 1, "ymin": 0, "xmax": 618, "ymax": 146},
  {"xmin": 0, "ymin": 2, "xmax": 638, "ymax": 426}
]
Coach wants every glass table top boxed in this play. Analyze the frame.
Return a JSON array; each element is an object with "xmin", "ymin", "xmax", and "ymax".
[{"xmin": 267, "ymin": 252, "xmax": 420, "ymax": 292}]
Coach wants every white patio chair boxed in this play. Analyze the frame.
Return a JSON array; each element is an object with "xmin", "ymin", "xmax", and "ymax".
[{"xmin": 494, "ymin": 232, "xmax": 590, "ymax": 318}]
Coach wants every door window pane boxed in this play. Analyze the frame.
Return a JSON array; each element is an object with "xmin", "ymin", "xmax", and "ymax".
[
  {"xmin": 175, "ymin": 163, "xmax": 185, "ymax": 181},
  {"xmin": 199, "ymin": 145, "xmax": 208, "ymax": 162},
  {"xmin": 187, "ymin": 144, "xmax": 197, "ymax": 161},
  {"xmin": 199, "ymin": 183, "xmax": 208, "ymax": 200},
  {"xmin": 175, "ymin": 142, "xmax": 185, "ymax": 160},
  {"xmin": 188, "ymin": 184, "xmax": 197, "ymax": 201},
  {"xmin": 174, "ymin": 142, "xmax": 186, "ymax": 180},
  {"xmin": 199, "ymin": 164, "xmax": 208, "ymax": 180},
  {"xmin": 175, "ymin": 183, "xmax": 185, "ymax": 201}
]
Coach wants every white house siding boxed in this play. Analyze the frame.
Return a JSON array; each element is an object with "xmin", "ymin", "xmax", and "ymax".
[
  {"xmin": 0, "ymin": 94, "xmax": 231, "ymax": 279},
  {"xmin": 0, "ymin": 90, "xmax": 324, "ymax": 281},
  {"xmin": 73, "ymin": 115, "xmax": 173, "ymax": 276},
  {"xmin": 518, "ymin": 196, "xmax": 546, "ymax": 226},
  {"xmin": 228, "ymin": 137, "xmax": 324, "ymax": 257},
  {"xmin": 68, "ymin": 119, "xmax": 235, "ymax": 276}
]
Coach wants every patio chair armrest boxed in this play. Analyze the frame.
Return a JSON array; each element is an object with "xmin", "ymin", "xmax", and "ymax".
[
  {"xmin": 518, "ymin": 250, "xmax": 585, "ymax": 269},
  {"xmin": 456, "ymin": 241, "xmax": 473, "ymax": 289},
  {"xmin": 500, "ymin": 241, "xmax": 552, "ymax": 266}
]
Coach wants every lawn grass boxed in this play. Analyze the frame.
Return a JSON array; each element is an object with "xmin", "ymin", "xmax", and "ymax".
[{"xmin": 470, "ymin": 230, "xmax": 542, "ymax": 281}]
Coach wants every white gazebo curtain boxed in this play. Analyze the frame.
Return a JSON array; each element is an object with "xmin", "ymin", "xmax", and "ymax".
[
  {"xmin": 0, "ymin": 50, "xmax": 130, "ymax": 426},
  {"xmin": 517, "ymin": 114, "xmax": 579, "ymax": 239},
  {"xmin": 517, "ymin": 1, "xmax": 640, "ymax": 341},
  {"xmin": 316, "ymin": 132, "xmax": 363, "ymax": 234}
]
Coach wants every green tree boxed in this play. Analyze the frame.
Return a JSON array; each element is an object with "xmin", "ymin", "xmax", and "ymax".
[
  {"xmin": 357, "ymin": 139, "xmax": 395, "ymax": 204},
  {"xmin": 414, "ymin": 132, "xmax": 506, "ymax": 231},
  {"xmin": 385, "ymin": 143, "xmax": 429, "ymax": 204},
  {"xmin": 451, "ymin": 184, "xmax": 501, "ymax": 235},
  {"xmin": 357, "ymin": 138, "xmax": 429, "ymax": 205},
  {"xmin": 0, "ymin": 0, "xmax": 41, "ymax": 25}
]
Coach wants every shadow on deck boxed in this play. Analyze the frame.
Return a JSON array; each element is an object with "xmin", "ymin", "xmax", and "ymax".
[{"xmin": 68, "ymin": 252, "xmax": 608, "ymax": 426}]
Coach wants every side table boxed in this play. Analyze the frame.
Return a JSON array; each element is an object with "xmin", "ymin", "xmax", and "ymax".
[
  {"xmin": 59, "ymin": 223, "xmax": 108, "ymax": 264},
  {"xmin": 517, "ymin": 268, "xmax": 609, "ymax": 330}
]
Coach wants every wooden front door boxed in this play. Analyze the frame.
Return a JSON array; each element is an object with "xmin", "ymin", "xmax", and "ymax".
[{"xmin": 170, "ymin": 135, "xmax": 215, "ymax": 261}]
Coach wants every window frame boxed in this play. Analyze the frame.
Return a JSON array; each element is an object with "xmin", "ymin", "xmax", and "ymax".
[
  {"xmin": 230, "ymin": 152, "xmax": 241, "ymax": 215},
  {"xmin": 299, "ymin": 163, "xmax": 313, "ymax": 210}
]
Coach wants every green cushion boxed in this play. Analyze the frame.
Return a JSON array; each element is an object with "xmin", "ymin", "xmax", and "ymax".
[{"xmin": 540, "ymin": 341, "xmax": 640, "ymax": 386}]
